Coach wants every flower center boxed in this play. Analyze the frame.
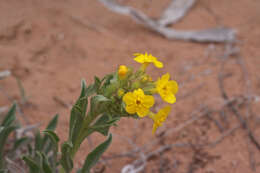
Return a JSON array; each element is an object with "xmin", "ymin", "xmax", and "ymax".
[
  {"xmin": 162, "ymin": 86, "xmax": 167, "ymax": 91},
  {"xmin": 136, "ymin": 99, "xmax": 141, "ymax": 105}
]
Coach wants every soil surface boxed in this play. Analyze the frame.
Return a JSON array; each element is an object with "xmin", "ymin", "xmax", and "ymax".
[{"xmin": 1, "ymin": 0, "xmax": 260, "ymax": 172}]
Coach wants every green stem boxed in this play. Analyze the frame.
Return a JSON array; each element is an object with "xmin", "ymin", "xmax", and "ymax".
[
  {"xmin": 70, "ymin": 112, "xmax": 99, "ymax": 159},
  {"xmin": 59, "ymin": 166, "xmax": 66, "ymax": 173}
]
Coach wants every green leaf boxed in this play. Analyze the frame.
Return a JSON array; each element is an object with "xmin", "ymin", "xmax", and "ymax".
[
  {"xmin": 86, "ymin": 77, "xmax": 101, "ymax": 96},
  {"xmin": 42, "ymin": 130, "xmax": 59, "ymax": 170},
  {"xmin": 1, "ymin": 103, "xmax": 16, "ymax": 127},
  {"xmin": 60, "ymin": 142, "xmax": 73, "ymax": 172},
  {"xmin": 42, "ymin": 130, "xmax": 59, "ymax": 153},
  {"xmin": 22, "ymin": 156, "xmax": 41, "ymax": 173},
  {"xmin": 35, "ymin": 151, "xmax": 43, "ymax": 169},
  {"xmin": 100, "ymin": 74, "xmax": 114, "ymax": 95},
  {"xmin": 39, "ymin": 152, "xmax": 53, "ymax": 173},
  {"xmin": 69, "ymin": 80, "xmax": 88, "ymax": 144},
  {"xmin": 0, "ymin": 126, "xmax": 17, "ymax": 168},
  {"xmin": 91, "ymin": 114, "xmax": 119, "ymax": 136},
  {"xmin": 16, "ymin": 78, "xmax": 28, "ymax": 104},
  {"xmin": 43, "ymin": 130, "xmax": 59, "ymax": 143},
  {"xmin": 90, "ymin": 95, "xmax": 110, "ymax": 116},
  {"xmin": 101, "ymin": 74, "xmax": 114, "ymax": 87},
  {"xmin": 34, "ymin": 131, "xmax": 42, "ymax": 152},
  {"xmin": 27, "ymin": 144, "xmax": 33, "ymax": 155},
  {"xmin": 0, "ymin": 169, "xmax": 8, "ymax": 173},
  {"xmin": 41, "ymin": 114, "xmax": 59, "ymax": 152},
  {"xmin": 81, "ymin": 134, "xmax": 112, "ymax": 173},
  {"xmin": 46, "ymin": 114, "xmax": 59, "ymax": 131}
]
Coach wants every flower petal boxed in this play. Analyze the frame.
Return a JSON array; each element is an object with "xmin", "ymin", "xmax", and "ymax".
[
  {"xmin": 152, "ymin": 106, "xmax": 171, "ymax": 134},
  {"xmin": 123, "ymin": 92, "xmax": 135, "ymax": 105},
  {"xmin": 137, "ymin": 107, "xmax": 149, "ymax": 117},
  {"xmin": 134, "ymin": 55, "xmax": 145, "ymax": 63},
  {"xmin": 161, "ymin": 73, "xmax": 170, "ymax": 81},
  {"xmin": 168, "ymin": 80, "xmax": 178, "ymax": 94},
  {"xmin": 157, "ymin": 106, "xmax": 171, "ymax": 119},
  {"xmin": 163, "ymin": 94, "xmax": 176, "ymax": 104},
  {"xmin": 153, "ymin": 60, "xmax": 163, "ymax": 68},
  {"xmin": 142, "ymin": 95, "xmax": 155, "ymax": 108},
  {"xmin": 125, "ymin": 104, "xmax": 136, "ymax": 114},
  {"xmin": 133, "ymin": 88, "xmax": 145, "ymax": 97}
]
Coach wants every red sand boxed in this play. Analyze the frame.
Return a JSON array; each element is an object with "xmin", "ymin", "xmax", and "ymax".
[{"xmin": 1, "ymin": 0, "xmax": 260, "ymax": 172}]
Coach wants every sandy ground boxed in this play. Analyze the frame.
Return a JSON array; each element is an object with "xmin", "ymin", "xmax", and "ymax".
[{"xmin": 1, "ymin": 0, "xmax": 260, "ymax": 172}]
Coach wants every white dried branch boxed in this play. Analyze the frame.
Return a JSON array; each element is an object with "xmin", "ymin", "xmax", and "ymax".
[
  {"xmin": 98, "ymin": 0, "xmax": 235, "ymax": 42},
  {"xmin": 16, "ymin": 123, "xmax": 41, "ymax": 139},
  {"xmin": 158, "ymin": 0, "xmax": 196, "ymax": 26},
  {"xmin": 0, "ymin": 70, "xmax": 11, "ymax": 80}
]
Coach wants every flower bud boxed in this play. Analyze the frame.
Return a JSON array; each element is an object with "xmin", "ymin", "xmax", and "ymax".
[
  {"xmin": 117, "ymin": 88, "xmax": 125, "ymax": 97},
  {"xmin": 141, "ymin": 75, "xmax": 153, "ymax": 83},
  {"xmin": 118, "ymin": 65, "xmax": 128, "ymax": 79},
  {"xmin": 141, "ymin": 76, "xmax": 148, "ymax": 82}
]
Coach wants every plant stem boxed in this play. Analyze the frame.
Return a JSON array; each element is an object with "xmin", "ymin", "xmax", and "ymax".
[
  {"xmin": 70, "ymin": 112, "xmax": 98, "ymax": 159},
  {"xmin": 59, "ymin": 166, "xmax": 66, "ymax": 173}
]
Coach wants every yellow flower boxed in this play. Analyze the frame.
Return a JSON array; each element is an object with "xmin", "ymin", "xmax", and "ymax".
[
  {"xmin": 156, "ymin": 73, "xmax": 178, "ymax": 104},
  {"xmin": 123, "ymin": 88, "xmax": 155, "ymax": 117},
  {"xmin": 149, "ymin": 106, "xmax": 171, "ymax": 134},
  {"xmin": 134, "ymin": 53, "xmax": 163, "ymax": 69},
  {"xmin": 118, "ymin": 65, "xmax": 128, "ymax": 79}
]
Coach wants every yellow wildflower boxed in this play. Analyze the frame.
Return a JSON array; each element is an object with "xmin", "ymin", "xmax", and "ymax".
[
  {"xmin": 156, "ymin": 73, "xmax": 178, "ymax": 104},
  {"xmin": 123, "ymin": 88, "xmax": 154, "ymax": 117},
  {"xmin": 134, "ymin": 53, "xmax": 163, "ymax": 69},
  {"xmin": 150, "ymin": 106, "xmax": 171, "ymax": 134},
  {"xmin": 118, "ymin": 65, "xmax": 128, "ymax": 79}
]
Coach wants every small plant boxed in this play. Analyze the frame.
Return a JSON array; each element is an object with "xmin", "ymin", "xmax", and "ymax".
[
  {"xmin": 0, "ymin": 104, "xmax": 18, "ymax": 171},
  {"xmin": 1, "ymin": 53, "xmax": 178, "ymax": 173}
]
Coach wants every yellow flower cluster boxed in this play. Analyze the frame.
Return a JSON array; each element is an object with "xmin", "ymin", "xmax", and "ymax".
[{"xmin": 117, "ymin": 53, "xmax": 178, "ymax": 134}]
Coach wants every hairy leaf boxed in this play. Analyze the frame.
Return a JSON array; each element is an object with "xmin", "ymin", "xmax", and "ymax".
[
  {"xmin": 91, "ymin": 114, "xmax": 119, "ymax": 136},
  {"xmin": 60, "ymin": 142, "xmax": 73, "ymax": 172},
  {"xmin": 69, "ymin": 80, "xmax": 88, "ymax": 144},
  {"xmin": 1, "ymin": 103, "xmax": 16, "ymax": 127},
  {"xmin": 81, "ymin": 134, "xmax": 112, "ymax": 173},
  {"xmin": 22, "ymin": 156, "xmax": 41, "ymax": 173},
  {"xmin": 0, "ymin": 126, "xmax": 17, "ymax": 168}
]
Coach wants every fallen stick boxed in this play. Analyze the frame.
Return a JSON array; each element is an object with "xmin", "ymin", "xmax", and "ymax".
[
  {"xmin": 0, "ymin": 70, "xmax": 11, "ymax": 80},
  {"xmin": 158, "ymin": 0, "xmax": 196, "ymax": 26},
  {"xmin": 98, "ymin": 0, "xmax": 235, "ymax": 42}
]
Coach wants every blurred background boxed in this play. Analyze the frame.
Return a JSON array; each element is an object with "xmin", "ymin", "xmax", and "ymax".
[{"xmin": 0, "ymin": 0, "xmax": 260, "ymax": 172}]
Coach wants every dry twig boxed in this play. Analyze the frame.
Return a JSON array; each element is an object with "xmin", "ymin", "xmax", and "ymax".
[
  {"xmin": 0, "ymin": 70, "xmax": 11, "ymax": 80},
  {"xmin": 158, "ymin": 0, "xmax": 196, "ymax": 26},
  {"xmin": 98, "ymin": 0, "xmax": 235, "ymax": 42},
  {"xmin": 121, "ymin": 143, "xmax": 189, "ymax": 173},
  {"xmin": 218, "ymin": 46, "xmax": 260, "ymax": 151}
]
